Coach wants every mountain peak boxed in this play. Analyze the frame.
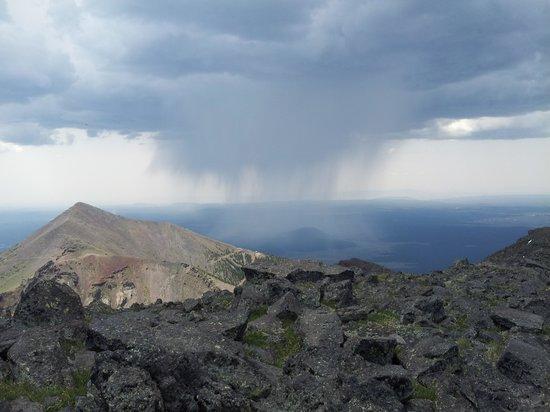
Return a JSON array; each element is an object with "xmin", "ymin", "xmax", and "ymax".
[
  {"xmin": 61, "ymin": 202, "xmax": 118, "ymax": 223},
  {"xmin": 0, "ymin": 202, "xmax": 260, "ymax": 304},
  {"xmin": 67, "ymin": 202, "xmax": 107, "ymax": 214},
  {"xmin": 71, "ymin": 201, "xmax": 95, "ymax": 210}
]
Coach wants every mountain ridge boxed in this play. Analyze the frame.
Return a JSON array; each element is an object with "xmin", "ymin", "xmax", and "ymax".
[{"xmin": 0, "ymin": 202, "xmax": 266, "ymax": 307}]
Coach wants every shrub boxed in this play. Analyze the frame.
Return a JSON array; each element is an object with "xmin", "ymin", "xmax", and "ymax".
[
  {"xmin": 367, "ymin": 309, "xmax": 399, "ymax": 326},
  {"xmin": 243, "ymin": 330, "xmax": 269, "ymax": 349},
  {"xmin": 412, "ymin": 380, "xmax": 438, "ymax": 402},
  {"xmin": 248, "ymin": 305, "xmax": 268, "ymax": 322},
  {"xmin": 273, "ymin": 321, "xmax": 302, "ymax": 368},
  {"xmin": 457, "ymin": 337, "xmax": 472, "ymax": 351}
]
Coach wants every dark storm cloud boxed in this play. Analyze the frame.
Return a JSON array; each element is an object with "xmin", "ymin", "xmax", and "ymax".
[
  {"xmin": 83, "ymin": 0, "xmax": 319, "ymax": 42},
  {"xmin": 0, "ymin": 3, "xmax": 75, "ymax": 106},
  {"xmin": 0, "ymin": 0, "xmax": 549, "ymax": 174}
]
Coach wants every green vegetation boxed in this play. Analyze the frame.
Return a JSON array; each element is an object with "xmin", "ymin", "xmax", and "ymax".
[
  {"xmin": 296, "ymin": 281, "xmax": 317, "ymax": 290},
  {"xmin": 486, "ymin": 340, "xmax": 504, "ymax": 363},
  {"xmin": 486, "ymin": 339, "xmax": 506, "ymax": 363},
  {"xmin": 248, "ymin": 305, "xmax": 268, "ymax": 322},
  {"xmin": 243, "ymin": 330, "xmax": 269, "ymax": 349},
  {"xmin": 484, "ymin": 294, "xmax": 502, "ymax": 308},
  {"xmin": 249, "ymin": 386, "xmax": 269, "ymax": 401},
  {"xmin": 272, "ymin": 319, "xmax": 302, "ymax": 368},
  {"xmin": 412, "ymin": 380, "xmax": 438, "ymax": 402},
  {"xmin": 366, "ymin": 309, "xmax": 399, "ymax": 326},
  {"xmin": 60, "ymin": 339, "xmax": 86, "ymax": 358},
  {"xmin": 211, "ymin": 258, "xmax": 244, "ymax": 285},
  {"xmin": 453, "ymin": 314, "xmax": 469, "ymax": 331},
  {"xmin": 320, "ymin": 299, "xmax": 338, "ymax": 310},
  {"xmin": 213, "ymin": 293, "xmax": 233, "ymax": 309},
  {"xmin": 0, "ymin": 369, "xmax": 91, "ymax": 412},
  {"xmin": 375, "ymin": 273, "xmax": 390, "ymax": 282},
  {"xmin": 457, "ymin": 337, "xmax": 472, "ymax": 351},
  {"xmin": 243, "ymin": 319, "xmax": 303, "ymax": 368}
]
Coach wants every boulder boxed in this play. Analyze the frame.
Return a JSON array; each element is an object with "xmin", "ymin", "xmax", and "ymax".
[
  {"xmin": 286, "ymin": 269, "xmax": 325, "ymax": 283},
  {"xmin": 415, "ymin": 297, "xmax": 446, "ymax": 323},
  {"xmin": 497, "ymin": 338, "xmax": 550, "ymax": 387},
  {"xmin": 86, "ymin": 308, "xmax": 275, "ymax": 411},
  {"xmin": 201, "ymin": 306, "xmax": 249, "ymax": 340},
  {"xmin": 14, "ymin": 277, "xmax": 84, "ymax": 327},
  {"xmin": 298, "ymin": 308, "xmax": 343, "ymax": 350},
  {"xmin": 0, "ymin": 321, "xmax": 26, "ymax": 355},
  {"xmin": 102, "ymin": 367, "xmax": 164, "ymax": 411},
  {"xmin": 267, "ymin": 291, "xmax": 301, "ymax": 321},
  {"xmin": 0, "ymin": 358, "xmax": 10, "ymax": 380},
  {"xmin": 181, "ymin": 298, "xmax": 201, "ymax": 312},
  {"xmin": 350, "ymin": 336, "xmax": 399, "ymax": 366},
  {"xmin": 336, "ymin": 305, "xmax": 372, "ymax": 323},
  {"xmin": 344, "ymin": 378, "xmax": 405, "ymax": 411},
  {"xmin": 410, "ymin": 337, "xmax": 461, "ymax": 378},
  {"xmin": 238, "ymin": 277, "xmax": 296, "ymax": 307},
  {"xmin": 491, "ymin": 307, "xmax": 544, "ymax": 333},
  {"xmin": 370, "ymin": 364, "xmax": 413, "ymax": 401},
  {"xmin": 322, "ymin": 279, "xmax": 354, "ymax": 308},
  {"xmin": 7, "ymin": 327, "xmax": 72, "ymax": 386},
  {"xmin": 296, "ymin": 285, "xmax": 321, "ymax": 308}
]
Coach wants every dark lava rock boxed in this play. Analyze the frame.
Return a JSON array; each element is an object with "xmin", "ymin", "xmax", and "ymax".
[
  {"xmin": 267, "ymin": 291, "xmax": 301, "ymax": 320},
  {"xmin": 491, "ymin": 307, "xmax": 544, "ymax": 332},
  {"xmin": 370, "ymin": 364, "xmax": 413, "ymax": 401},
  {"xmin": 338, "ymin": 257, "xmax": 393, "ymax": 275},
  {"xmin": 497, "ymin": 338, "xmax": 550, "ymax": 387},
  {"xmin": 408, "ymin": 336, "xmax": 462, "ymax": 378},
  {"xmin": 1, "ymin": 228, "xmax": 549, "ymax": 411},
  {"xmin": 7, "ymin": 327, "xmax": 72, "ymax": 386},
  {"xmin": 298, "ymin": 308, "xmax": 343, "ymax": 350},
  {"xmin": 486, "ymin": 227, "xmax": 550, "ymax": 268},
  {"xmin": 0, "ymin": 358, "xmax": 10, "ymax": 380},
  {"xmin": 350, "ymin": 336, "xmax": 399, "ymax": 365},
  {"xmin": 0, "ymin": 320, "xmax": 26, "ymax": 355},
  {"xmin": 336, "ymin": 305, "xmax": 372, "ymax": 322},
  {"xmin": 101, "ymin": 366, "xmax": 164, "ymax": 411},
  {"xmin": 0, "ymin": 398, "xmax": 44, "ymax": 412},
  {"xmin": 14, "ymin": 274, "xmax": 84, "ymax": 327},
  {"xmin": 415, "ymin": 296, "xmax": 446, "ymax": 323},
  {"xmin": 321, "ymin": 279, "xmax": 354, "ymax": 308}
]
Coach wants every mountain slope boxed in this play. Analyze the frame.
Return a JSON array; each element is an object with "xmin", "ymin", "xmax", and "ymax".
[
  {"xmin": 485, "ymin": 227, "xmax": 550, "ymax": 269},
  {"xmin": 0, "ymin": 202, "xmax": 264, "ymax": 306}
]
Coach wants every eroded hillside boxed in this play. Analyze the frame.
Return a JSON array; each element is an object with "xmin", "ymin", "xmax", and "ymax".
[{"xmin": 0, "ymin": 203, "xmax": 265, "ymax": 308}]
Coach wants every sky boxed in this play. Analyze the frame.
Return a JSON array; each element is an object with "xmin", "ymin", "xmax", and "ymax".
[{"xmin": 0, "ymin": 0, "xmax": 549, "ymax": 207}]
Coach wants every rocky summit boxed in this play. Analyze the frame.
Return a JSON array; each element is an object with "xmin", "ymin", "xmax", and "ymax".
[{"xmin": 0, "ymin": 228, "xmax": 549, "ymax": 411}]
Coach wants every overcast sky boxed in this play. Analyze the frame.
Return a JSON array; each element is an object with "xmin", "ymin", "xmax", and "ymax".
[{"xmin": 0, "ymin": 0, "xmax": 549, "ymax": 207}]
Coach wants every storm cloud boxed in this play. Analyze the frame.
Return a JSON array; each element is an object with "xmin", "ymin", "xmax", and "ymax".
[{"xmin": 0, "ymin": 0, "xmax": 549, "ymax": 199}]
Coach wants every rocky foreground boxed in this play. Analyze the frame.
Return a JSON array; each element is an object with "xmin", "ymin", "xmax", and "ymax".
[{"xmin": 1, "ymin": 229, "xmax": 549, "ymax": 411}]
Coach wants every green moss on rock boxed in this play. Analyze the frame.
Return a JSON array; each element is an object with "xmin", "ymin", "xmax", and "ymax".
[{"xmin": 0, "ymin": 369, "xmax": 91, "ymax": 411}]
